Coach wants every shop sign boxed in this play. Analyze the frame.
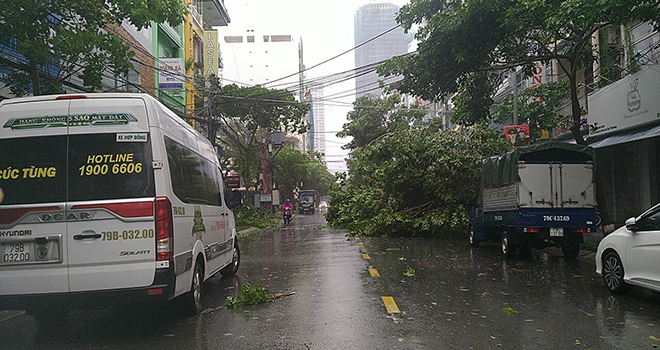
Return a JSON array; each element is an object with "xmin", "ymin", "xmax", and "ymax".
[{"xmin": 588, "ymin": 65, "xmax": 660, "ymax": 136}]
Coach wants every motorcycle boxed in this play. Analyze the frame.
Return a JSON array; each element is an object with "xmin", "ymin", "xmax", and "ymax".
[{"xmin": 283, "ymin": 208, "xmax": 292, "ymax": 225}]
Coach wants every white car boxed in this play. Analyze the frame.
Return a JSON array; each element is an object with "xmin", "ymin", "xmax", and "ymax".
[{"xmin": 596, "ymin": 202, "xmax": 660, "ymax": 294}]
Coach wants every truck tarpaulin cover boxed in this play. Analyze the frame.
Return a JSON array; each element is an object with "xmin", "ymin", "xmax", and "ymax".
[{"xmin": 482, "ymin": 141, "xmax": 596, "ymax": 188}]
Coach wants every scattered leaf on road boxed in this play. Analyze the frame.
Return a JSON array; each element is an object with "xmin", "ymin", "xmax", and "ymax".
[
  {"xmin": 579, "ymin": 309, "xmax": 595, "ymax": 317},
  {"xmin": 403, "ymin": 266, "xmax": 415, "ymax": 276},
  {"xmin": 502, "ymin": 307, "xmax": 517, "ymax": 315}
]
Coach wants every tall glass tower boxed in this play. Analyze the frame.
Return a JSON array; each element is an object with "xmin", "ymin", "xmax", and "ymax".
[{"xmin": 354, "ymin": 2, "xmax": 411, "ymax": 99}]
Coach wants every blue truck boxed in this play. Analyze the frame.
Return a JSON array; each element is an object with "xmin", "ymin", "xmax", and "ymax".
[{"xmin": 469, "ymin": 141, "xmax": 599, "ymax": 259}]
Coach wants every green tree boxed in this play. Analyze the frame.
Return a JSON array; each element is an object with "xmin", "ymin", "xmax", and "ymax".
[
  {"xmin": 378, "ymin": 0, "xmax": 660, "ymax": 143},
  {"xmin": 326, "ymin": 127, "xmax": 510, "ymax": 236},
  {"xmin": 273, "ymin": 148, "xmax": 335, "ymax": 201},
  {"xmin": 337, "ymin": 93, "xmax": 427, "ymax": 150},
  {"xmin": 493, "ymin": 81, "xmax": 571, "ymax": 142},
  {"xmin": 209, "ymin": 84, "xmax": 309, "ymax": 191},
  {"xmin": 0, "ymin": 0, "xmax": 186, "ymax": 96}
]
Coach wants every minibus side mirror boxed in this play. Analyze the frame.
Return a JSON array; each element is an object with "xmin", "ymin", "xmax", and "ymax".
[{"xmin": 225, "ymin": 190, "xmax": 242, "ymax": 210}]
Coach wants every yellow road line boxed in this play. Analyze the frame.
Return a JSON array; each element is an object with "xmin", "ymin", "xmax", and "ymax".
[
  {"xmin": 361, "ymin": 253, "xmax": 371, "ymax": 260},
  {"xmin": 381, "ymin": 296, "xmax": 400, "ymax": 313},
  {"xmin": 368, "ymin": 268, "xmax": 380, "ymax": 277}
]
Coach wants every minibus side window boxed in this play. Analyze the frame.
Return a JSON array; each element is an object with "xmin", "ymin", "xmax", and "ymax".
[{"xmin": 165, "ymin": 136, "xmax": 221, "ymax": 206}]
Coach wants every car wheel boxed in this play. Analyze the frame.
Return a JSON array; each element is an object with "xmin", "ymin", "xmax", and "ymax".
[
  {"xmin": 501, "ymin": 230, "xmax": 516, "ymax": 259},
  {"xmin": 469, "ymin": 228, "xmax": 480, "ymax": 247},
  {"xmin": 182, "ymin": 261, "xmax": 204, "ymax": 315},
  {"xmin": 221, "ymin": 241, "xmax": 240, "ymax": 277},
  {"xmin": 602, "ymin": 251, "xmax": 632, "ymax": 294}
]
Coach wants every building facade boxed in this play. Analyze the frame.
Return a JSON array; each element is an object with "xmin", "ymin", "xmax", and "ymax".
[
  {"xmin": 219, "ymin": 29, "xmax": 307, "ymax": 151},
  {"xmin": 308, "ymin": 87, "xmax": 326, "ymax": 155},
  {"xmin": 219, "ymin": 29, "xmax": 301, "ymax": 87},
  {"xmin": 354, "ymin": 2, "xmax": 411, "ymax": 99}
]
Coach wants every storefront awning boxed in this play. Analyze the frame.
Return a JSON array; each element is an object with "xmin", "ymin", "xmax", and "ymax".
[{"xmin": 587, "ymin": 122, "xmax": 660, "ymax": 148}]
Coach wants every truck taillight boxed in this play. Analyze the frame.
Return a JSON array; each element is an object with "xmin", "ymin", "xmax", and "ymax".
[
  {"xmin": 523, "ymin": 227, "xmax": 539, "ymax": 233},
  {"xmin": 155, "ymin": 197, "xmax": 173, "ymax": 261},
  {"xmin": 576, "ymin": 227, "xmax": 589, "ymax": 233}
]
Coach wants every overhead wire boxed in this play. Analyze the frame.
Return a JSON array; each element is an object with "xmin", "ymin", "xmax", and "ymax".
[{"xmin": 260, "ymin": 24, "xmax": 403, "ymax": 89}]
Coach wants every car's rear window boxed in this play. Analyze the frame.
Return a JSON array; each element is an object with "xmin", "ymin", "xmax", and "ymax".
[
  {"xmin": 0, "ymin": 135, "xmax": 67, "ymax": 205},
  {"xmin": 0, "ymin": 134, "xmax": 155, "ymax": 205}
]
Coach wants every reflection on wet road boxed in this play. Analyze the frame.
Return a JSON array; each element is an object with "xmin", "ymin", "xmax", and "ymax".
[
  {"xmin": 360, "ymin": 235, "xmax": 660, "ymax": 349},
  {"xmin": 1, "ymin": 211, "xmax": 659, "ymax": 349}
]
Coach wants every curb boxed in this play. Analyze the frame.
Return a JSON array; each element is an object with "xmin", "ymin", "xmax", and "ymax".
[
  {"xmin": 237, "ymin": 227, "xmax": 258, "ymax": 236},
  {"xmin": 0, "ymin": 310, "xmax": 25, "ymax": 323}
]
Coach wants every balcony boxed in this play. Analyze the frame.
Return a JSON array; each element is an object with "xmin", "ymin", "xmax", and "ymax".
[{"xmin": 200, "ymin": 0, "xmax": 231, "ymax": 28}]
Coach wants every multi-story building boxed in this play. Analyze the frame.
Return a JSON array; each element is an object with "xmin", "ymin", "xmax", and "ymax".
[
  {"xmin": 219, "ymin": 28, "xmax": 306, "ymax": 150},
  {"xmin": 354, "ymin": 2, "xmax": 412, "ymax": 99},
  {"xmin": 581, "ymin": 23, "xmax": 660, "ymax": 226},
  {"xmin": 219, "ymin": 29, "xmax": 301, "ymax": 88},
  {"xmin": 183, "ymin": 0, "xmax": 230, "ymax": 122},
  {"xmin": 308, "ymin": 87, "xmax": 326, "ymax": 155}
]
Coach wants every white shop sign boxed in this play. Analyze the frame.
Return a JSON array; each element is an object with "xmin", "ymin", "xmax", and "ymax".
[{"xmin": 588, "ymin": 65, "xmax": 660, "ymax": 136}]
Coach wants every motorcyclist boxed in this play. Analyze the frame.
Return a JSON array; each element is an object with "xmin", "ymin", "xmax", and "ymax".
[{"xmin": 282, "ymin": 198, "xmax": 293, "ymax": 222}]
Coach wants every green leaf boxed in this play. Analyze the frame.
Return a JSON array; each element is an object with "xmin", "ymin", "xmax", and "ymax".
[
  {"xmin": 403, "ymin": 265, "xmax": 416, "ymax": 276},
  {"xmin": 502, "ymin": 307, "xmax": 517, "ymax": 315}
]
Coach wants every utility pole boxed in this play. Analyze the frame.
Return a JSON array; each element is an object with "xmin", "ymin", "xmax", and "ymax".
[
  {"xmin": 259, "ymin": 129, "xmax": 272, "ymax": 215},
  {"xmin": 512, "ymin": 69, "xmax": 518, "ymax": 125}
]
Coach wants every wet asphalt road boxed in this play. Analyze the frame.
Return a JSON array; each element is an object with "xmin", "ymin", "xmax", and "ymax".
[{"xmin": 1, "ymin": 210, "xmax": 660, "ymax": 349}]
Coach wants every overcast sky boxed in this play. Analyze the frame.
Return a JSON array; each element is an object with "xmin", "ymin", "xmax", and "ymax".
[{"xmin": 222, "ymin": 0, "xmax": 410, "ymax": 173}]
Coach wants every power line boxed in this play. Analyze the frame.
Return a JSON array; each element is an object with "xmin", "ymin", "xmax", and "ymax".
[{"xmin": 261, "ymin": 24, "xmax": 403, "ymax": 88}]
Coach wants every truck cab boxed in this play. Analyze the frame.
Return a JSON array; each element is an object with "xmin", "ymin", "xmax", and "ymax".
[{"xmin": 298, "ymin": 190, "xmax": 316, "ymax": 214}]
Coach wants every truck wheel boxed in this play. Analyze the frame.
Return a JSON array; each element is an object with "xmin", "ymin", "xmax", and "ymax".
[
  {"xmin": 501, "ymin": 231, "xmax": 516, "ymax": 259},
  {"xmin": 221, "ymin": 241, "xmax": 240, "ymax": 276},
  {"xmin": 562, "ymin": 237, "xmax": 580, "ymax": 260},
  {"xmin": 182, "ymin": 260, "xmax": 204, "ymax": 315},
  {"xmin": 469, "ymin": 228, "xmax": 480, "ymax": 247},
  {"xmin": 602, "ymin": 251, "xmax": 632, "ymax": 294}
]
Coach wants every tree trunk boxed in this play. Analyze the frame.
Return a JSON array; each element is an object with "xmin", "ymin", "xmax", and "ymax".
[{"xmin": 568, "ymin": 78, "xmax": 586, "ymax": 145}]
